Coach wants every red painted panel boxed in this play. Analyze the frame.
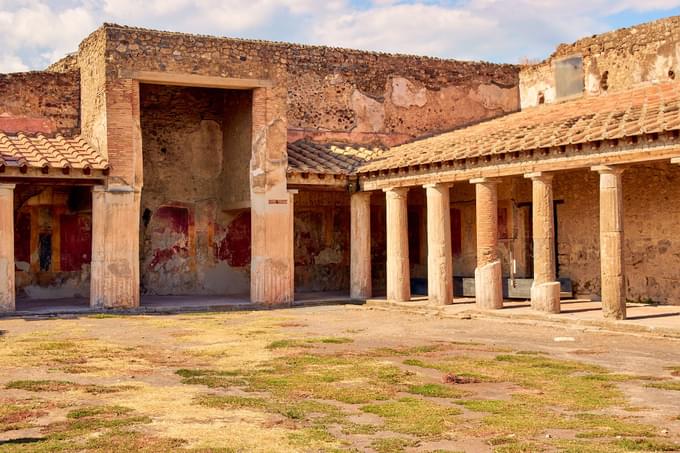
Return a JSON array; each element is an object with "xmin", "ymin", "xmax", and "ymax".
[
  {"xmin": 498, "ymin": 207, "xmax": 509, "ymax": 240},
  {"xmin": 215, "ymin": 211, "xmax": 251, "ymax": 267},
  {"xmin": 153, "ymin": 206, "xmax": 189, "ymax": 235},
  {"xmin": 14, "ymin": 212, "xmax": 31, "ymax": 267},
  {"xmin": 149, "ymin": 206, "xmax": 190, "ymax": 269},
  {"xmin": 60, "ymin": 214, "xmax": 92, "ymax": 271},
  {"xmin": 450, "ymin": 208, "xmax": 462, "ymax": 256}
]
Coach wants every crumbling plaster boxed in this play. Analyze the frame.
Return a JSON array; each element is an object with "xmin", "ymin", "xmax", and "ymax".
[{"xmin": 520, "ymin": 16, "xmax": 680, "ymax": 109}]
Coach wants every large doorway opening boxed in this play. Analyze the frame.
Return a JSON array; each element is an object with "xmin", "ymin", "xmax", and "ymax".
[{"xmin": 139, "ymin": 84, "xmax": 253, "ymax": 298}]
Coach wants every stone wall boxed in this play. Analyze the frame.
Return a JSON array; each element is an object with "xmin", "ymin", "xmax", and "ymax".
[
  {"xmin": 520, "ymin": 15, "xmax": 680, "ymax": 108},
  {"xmin": 100, "ymin": 24, "xmax": 519, "ymax": 147},
  {"xmin": 0, "ymin": 71, "xmax": 80, "ymax": 135},
  {"xmin": 140, "ymin": 84, "xmax": 252, "ymax": 295}
]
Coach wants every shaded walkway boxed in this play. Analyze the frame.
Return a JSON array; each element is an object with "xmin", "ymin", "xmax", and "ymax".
[{"xmin": 7, "ymin": 291, "xmax": 355, "ymax": 317}]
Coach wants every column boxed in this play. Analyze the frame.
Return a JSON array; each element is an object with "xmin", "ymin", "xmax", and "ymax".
[
  {"xmin": 384, "ymin": 187, "xmax": 410, "ymax": 302},
  {"xmin": 425, "ymin": 183, "xmax": 453, "ymax": 305},
  {"xmin": 471, "ymin": 178, "xmax": 503, "ymax": 309},
  {"xmin": 594, "ymin": 166, "xmax": 626, "ymax": 320},
  {"xmin": 90, "ymin": 186, "xmax": 141, "ymax": 309},
  {"xmin": 350, "ymin": 192, "xmax": 372, "ymax": 299},
  {"xmin": 0, "ymin": 184, "xmax": 15, "ymax": 312},
  {"xmin": 250, "ymin": 86, "xmax": 295, "ymax": 305},
  {"xmin": 525, "ymin": 172, "xmax": 561, "ymax": 313}
]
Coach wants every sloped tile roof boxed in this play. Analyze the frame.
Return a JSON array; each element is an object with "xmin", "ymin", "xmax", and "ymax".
[
  {"xmin": 0, "ymin": 132, "xmax": 109, "ymax": 174},
  {"xmin": 287, "ymin": 140, "xmax": 386, "ymax": 175},
  {"xmin": 359, "ymin": 82, "xmax": 680, "ymax": 173}
]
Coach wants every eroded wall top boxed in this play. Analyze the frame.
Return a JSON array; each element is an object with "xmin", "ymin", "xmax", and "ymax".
[
  {"xmin": 0, "ymin": 71, "xmax": 80, "ymax": 135},
  {"xmin": 520, "ymin": 15, "xmax": 680, "ymax": 109},
  {"xmin": 95, "ymin": 24, "xmax": 519, "ymax": 147}
]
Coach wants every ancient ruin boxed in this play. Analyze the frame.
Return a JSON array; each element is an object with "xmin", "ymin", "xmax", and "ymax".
[{"xmin": 1, "ymin": 15, "xmax": 679, "ymax": 319}]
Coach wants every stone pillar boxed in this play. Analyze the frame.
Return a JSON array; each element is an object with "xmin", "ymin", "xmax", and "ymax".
[
  {"xmin": 384, "ymin": 187, "xmax": 410, "ymax": 302},
  {"xmin": 425, "ymin": 183, "xmax": 453, "ymax": 305},
  {"xmin": 471, "ymin": 178, "xmax": 503, "ymax": 309},
  {"xmin": 249, "ymin": 86, "xmax": 294, "ymax": 305},
  {"xmin": 525, "ymin": 172, "xmax": 561, "ymax": 313},
  {"xmin": 594, "ymin": 166, "xmax": 626, "ymax": 320},
  {"xmin": 350, "ymin": 192, "xmax": 372, "ymax": 300},
  {"xmin": 0, "ymin": 184, "xmax": 15, "ymax": 312},
  {"xmin": 90, "ymin": 186, "xmax": 141, "ymax": 309}
]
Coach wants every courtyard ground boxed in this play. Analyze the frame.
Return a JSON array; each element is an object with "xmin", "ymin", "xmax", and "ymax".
[{"xmin": 0, "ymin": 304, "xmax": 679, "ymax": 452}]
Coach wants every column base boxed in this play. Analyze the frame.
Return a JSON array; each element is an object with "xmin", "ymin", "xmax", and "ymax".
[
  {"xmin": 474, "ymin": 260, "xmax": 503, "ymax": 310},
  {"xmin": 602, "ymin": 276, "xmax": 626, "ymax": 320},
  {"xmin": 531, "ymin": 281, "xmax": 561, "ymax": 313}
]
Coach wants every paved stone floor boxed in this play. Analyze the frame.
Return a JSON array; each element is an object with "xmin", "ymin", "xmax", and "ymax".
[
  {"xmin": 10, "ymin": 291, "xmax": 354, "ymax": 316},
  {"xmin": 367, "ymin": 298, "xmax": 680, "ymax": 338}
]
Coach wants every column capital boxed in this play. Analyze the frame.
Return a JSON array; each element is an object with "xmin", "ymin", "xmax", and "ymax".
[
  {"xmin": 524, "ymin": 171, "xmax": 554, "ymax": 181},
  {"xmin": 0, "ymin": 183, "xmax": 16, "ymax": 191},
  {"xmin": 383, "ymin": 186, "xmax": 409, "ymax": 195},
  {"xmin": 351, "ymin": 191, "xmax": 372, "ymax": 199},
  {"xmin": 591, "ymin": 165, "xmax": 625, "ymax": 175},
  {"xmin": 423, "ymin": 182, "xmax": 452, "ymax": 189},
  {"xmin": 470, "ymin": 177, "xmax": 500, "ymax": 185}
]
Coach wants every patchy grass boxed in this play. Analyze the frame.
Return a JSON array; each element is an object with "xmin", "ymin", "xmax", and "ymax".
[
  {"xmin": 266, "ymin": 337, "xmax": 354, "ymax": 349},
  {"xmin": 0, "ymin": 400, "xmax": 48, "ymax": 432},
  {"xmin": 407, "ymin": 383, "xmax": 469, "ymax": 398},
  {"xmin": 361, "ymin": 397, "xmax": 462, "ymax": 437},
  {"xmin": 1, "ymin": 309, "xmax": 678, "ymax": 452},
  {"xmin": 5, "ymin": 380, "xmax": 132, "ymax": 395},
  {"xmin": 646, "ymin": 380, "xmax": 680, "ymax": 391},
  {"xmin": 370, "ymin": 437, "xmax": 419, "ymax": 453}
]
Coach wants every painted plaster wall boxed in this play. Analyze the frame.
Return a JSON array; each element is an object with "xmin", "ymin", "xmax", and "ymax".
[
  {"xmin": 554, "ymin": 164, "xmax": 680, "ymax": 303},
  {"xmin": 140, "ymin": 84, "xmax": 252, "ymax": 295},
  {"xmin": 444, "ymin": 166, "xmax": 680, "ymax": 304},
  {"xmin": 520, "ymin": 15, "xmax": 680, "ymax": 108},
  {"xmin": 14, "ymin": 186, "xmax": 92, "ymax": 300},
  {"xmin": 294, "ymin": 191, "xmax": 351, "ymax": 292}
]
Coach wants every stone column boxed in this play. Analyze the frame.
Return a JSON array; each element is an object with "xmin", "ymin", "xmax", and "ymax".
[
  {"xmin": 350, "ymin": 192, "xmax": 372, "ymax": 299},
  {"xmin": 425, "ymin": 183, "xmax": 453, "ymax": 305},
  {"xmin": 90, "ymin": 186, "xmax": 141, "ymax": 309},
  {"xmin": 594, "ymin": 166, "xmax": 626, "ymax": 320},
  {"xmin": 471, "ymin": 178, "xmax": 503, "ymax": 309},
  {"xmin": 525, "ymin": 172, "xmax": 561, "ymax": 313},
  {"xmin": 384, "ymin": 187, "xmax": 410, "ymax": 302},
  {"xmin": 0, "ymin": 184, "xmax": 15, "ymax": 312}
]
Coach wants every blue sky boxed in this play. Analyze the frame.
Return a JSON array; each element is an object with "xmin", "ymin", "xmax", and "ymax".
[{"xmin": 1, "ymin": 0, "xmax": 679, "ymax": 72}]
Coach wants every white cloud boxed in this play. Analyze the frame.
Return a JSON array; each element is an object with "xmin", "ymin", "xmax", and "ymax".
[{"xmin": 0, "ymin": 0, "xmax": 678, "ymax": 71}]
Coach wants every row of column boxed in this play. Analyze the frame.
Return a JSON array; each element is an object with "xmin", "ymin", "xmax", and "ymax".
[{"xmin": 349, "ymin": 166, "xmax": 627, "ymax": 320}]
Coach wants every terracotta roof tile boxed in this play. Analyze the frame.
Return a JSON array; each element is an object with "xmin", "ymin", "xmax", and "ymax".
[
  {"xmin": 0, "ymin": 132, "xmax": 109, "ymax": 174},
  {"xmin": 359, "ymin": 82, "xmax": 680, "ymax": 173},
  {"xmin": 287, "ymin": 140, "xmax": 385, "ymax": 175}
]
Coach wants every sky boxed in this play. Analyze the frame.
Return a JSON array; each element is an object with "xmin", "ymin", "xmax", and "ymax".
[{"xmin": 1, "ymin": 0, "xmax": 680, "ymax": 72}]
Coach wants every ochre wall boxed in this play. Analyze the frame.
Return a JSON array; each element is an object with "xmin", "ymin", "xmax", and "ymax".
[
  {"xmin": 140, "ymin": 84, "xmax": 252, "ymax": 295},
  {"xmin": 520, "ymin": 15, "xmax": 680, "ymax": 108}
]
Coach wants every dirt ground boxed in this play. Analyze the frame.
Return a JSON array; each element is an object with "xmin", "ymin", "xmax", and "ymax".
[{"xmin": 0, "ymin": 304, "xmax": 679, "ymax": 452}]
